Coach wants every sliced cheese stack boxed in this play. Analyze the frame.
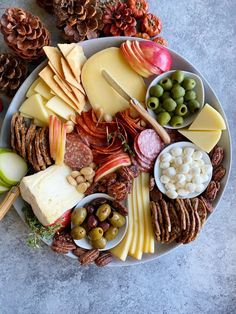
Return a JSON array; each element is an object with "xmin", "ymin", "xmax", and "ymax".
[
  {"xmin": 111, "ymin": 172, "xmax": 155, "ymax": 261},
  {"xmin": 178, "ymin": 104, "xmax": 226, "ymax": 153}
]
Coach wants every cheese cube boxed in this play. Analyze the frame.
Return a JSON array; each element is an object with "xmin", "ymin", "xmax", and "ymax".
[
  {"xmin": 34, "ymin": 80, "xmax": 53, "ymax": 100},
  {"xmin": 45, "ymin": 96, "xmax": 76, "ymax": 120},
  {"xmin": 26, "ymin": 78, "xmax": 41, "ymax": 98}
]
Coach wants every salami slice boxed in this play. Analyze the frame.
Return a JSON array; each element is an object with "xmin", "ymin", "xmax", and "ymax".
[
  {"xmin": 64, "ymin": 133, "xmax": 93, "ymax": 170},
  {"xmin": 137, "ymin": 129, "xmax": 162, "ymax": 160},
  {"xmin": 134, "ymin": 135, "xmax": 155, "ymax": 165}
]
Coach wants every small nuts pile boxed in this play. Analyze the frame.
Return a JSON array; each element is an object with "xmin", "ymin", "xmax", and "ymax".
[
  {"xmin": 65, "ymin": 115, "xmax": 77, "ymax": 133},
  {"xmin": 66, "ymin": 163, "xmax": 96, "ymax": 193}
]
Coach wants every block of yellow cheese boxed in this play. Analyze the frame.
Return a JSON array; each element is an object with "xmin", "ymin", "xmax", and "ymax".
[
  {"xmin": 34, "ymin": 80, "xmax": 53, "ymax": 100},
  {"xmin": 189, "ymin": 103, "xmax": 226, "ymax": 130},
  {"xmin": 178, "ymin": 129, "xmax": 222, "ymax": 153},
  {"xmin": 46, "ymin": 96, "xmax": 76, "ymax": 120},
  {"xmin": 81, "ymin": 47, "xmax": 146, "ymax": 116},
  {"xmin": 26, "ymin": 78, "xmax": 41, "ymax": 98}
]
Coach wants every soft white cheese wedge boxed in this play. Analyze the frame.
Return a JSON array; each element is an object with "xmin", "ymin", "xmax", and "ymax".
[{"xmin": 20, "ymin": 164, "xmax": 84, "ymax": 226}]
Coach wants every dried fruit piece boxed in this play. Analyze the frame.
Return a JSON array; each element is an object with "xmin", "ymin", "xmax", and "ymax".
[
  {"xmin": 79, "ymin": 249, "xmax": 100, "ymax": 266},
  {"xmin": 141, "ymin": 13, "xmax": 162, "ymax": 37},
  {"xmin": 95, "ymin": 251, "xmax": 113, "ymax": 267}
]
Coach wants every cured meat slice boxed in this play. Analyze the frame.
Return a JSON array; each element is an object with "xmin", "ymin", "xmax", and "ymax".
[
  {"xmin": 76, "ymin": 126, "xmax": 106, "ymax": 147},
  {"xmin": 64, "ymin": 133, "xmax": 93, "ymax": 170},
  {"xmin": 137, "ymin": 129, "xmax": 162, "ymax": 160},
  {"xmin": 40, "ymin": 128, "xmax": 52, "ymax": 166},
  {"xmin": 76, "ymin": 114, "xmax": 106, "ymax": 139}
]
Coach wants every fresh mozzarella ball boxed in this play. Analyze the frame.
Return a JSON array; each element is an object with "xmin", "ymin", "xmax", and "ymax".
[
  {"xmin": 177, "ymin": 189, "xmax": 189, "ymax": 197},
  {"xmin": 185, "ymin": 183, "xmax": 196, "ymax": 193},
  {"xmin": 162, "ymin": 169, "xmax": 167, "ymax": 175},
  {"xmin": 183, "ymin": 147, "xmax": 195, "ymax": 157},
  {"xmin": 166, "ymin": 167, "xmax": 176, "ymax": 177},
  {"xmin": 185, "ymin": 174, "xmax": 192, "ymax": 182},
  {"xmin": 175, "ymin": 182, "xmax": 185, "ymax": 189},
  {"xmin": 190, "ymin": 167, "xmax": 200, "ymax": 176},
  {"xmin": 175, "ymin": 174, "xmax": 186, "ymax": 185},
  {"xmin": 160, "ymin": 152, "xmax": 172, "ymax": 163},
  {"xmin": 179, "ymin": 164, "xmax": 190, "ymax": 174},
  {"xmin": 160, "ymin": 162, "xmax": 170, "ymax": 169},
  {"xmin": 165, "ymin": 182, "xmax": 176, "ymax": 191},
  {"xmin": 195, "ymin": 184, "xmax": 205, "ymax": 193},
  {"xmin": 182, "ymin": 155, "xmax": 192, "ymax": 164},
  {"xmin": 192, "ymin": 151, "xmax": 203, "ymax": 160},
  {"xmin": 175, "ymin": 156, "xmax": 183, "ymax": 166},
  {"xmin": 166, "ymin": 190, "xmax": 178, "ymax": 199},
  {"xmin": 160, "ymin": 175, "xmax": 170, "ymax": 184},
  {"xmin": 171, "ymin": 147, "xmax": 183, "ymax": 157},
  {"xmin": 192, "ymin": 175, "xmax": 203, "ymax": 185}
]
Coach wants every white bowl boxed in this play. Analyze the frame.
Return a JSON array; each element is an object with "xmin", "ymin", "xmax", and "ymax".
[
  {"xmin": 0, "ymin": 37, "xmax": 231, "ymax": 266},
  {"xmin": 154, "ymin": 142, "xmax": 213, "ymax": 199},
  {"xmin": 72, "ymin": 193, "xmax": 128, "ymax": 251},
  {"xmin": 145, "ymin": 70, "xmax": 205, "ymax": 129}
]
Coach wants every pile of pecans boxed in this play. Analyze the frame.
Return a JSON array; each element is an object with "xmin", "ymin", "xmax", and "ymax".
[{"xmin": 66, "ymin": 163, "xmax": 96, "ymax": 193}]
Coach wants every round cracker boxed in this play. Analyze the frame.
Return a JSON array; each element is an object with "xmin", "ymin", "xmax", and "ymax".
[
  {"xmin": 174, "ymin": 198, "xmax": 186, "ymax": 231},
  {"xmin": 191, "ymin": 210, "xmax": 201, "ymax": 241},
  {"xmin": 183, "ymin": 199, "xmax": 196, "ymax": 244},
  {"xmin": 10, "ymin": 113, "xmax": 19, "ymax": 150},
  {"xmin": 40, "ymin": 127, "xmax": 52, "ymax": 166}
]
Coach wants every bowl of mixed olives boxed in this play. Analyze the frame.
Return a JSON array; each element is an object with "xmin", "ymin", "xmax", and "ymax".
[
  {"xmin": 70, "ymin": 193, "xmax": 128, "ymax": 250},
  {"xmin": 145, "ymin": 70, "xmax": 204, "ymax": 129}
]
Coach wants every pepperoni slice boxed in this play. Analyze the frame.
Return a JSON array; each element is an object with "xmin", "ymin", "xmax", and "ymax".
[{"xmin": 137, "ymin": 129, "xmax": 162, "ymax": 160}]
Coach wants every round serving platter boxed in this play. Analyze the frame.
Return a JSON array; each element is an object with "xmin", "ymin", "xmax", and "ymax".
[{"xmin": 0, "ymin": 37, "xmax": 232, "ymax": 266}]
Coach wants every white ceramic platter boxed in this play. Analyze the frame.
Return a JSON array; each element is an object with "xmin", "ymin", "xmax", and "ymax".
[{"xmin": 0, "ymin": 37, "xmax": 231, "ymax": 267}]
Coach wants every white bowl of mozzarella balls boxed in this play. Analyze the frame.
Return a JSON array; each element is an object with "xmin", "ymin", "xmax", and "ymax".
[{"xmin": 154, "ymin": 142, "xmax": 213, "ymax": 199}]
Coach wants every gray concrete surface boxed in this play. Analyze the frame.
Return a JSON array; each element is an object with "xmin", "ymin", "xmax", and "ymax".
[{"xmin": 0, "ymin": 1, "xmax": 236, "ymax": 313}]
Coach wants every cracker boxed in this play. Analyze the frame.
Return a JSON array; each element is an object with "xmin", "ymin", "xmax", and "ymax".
[
  {"xmin": 183, "ymin": 199, "xmax": 196, "ymax": 244},
  {"xmin": 150, "ymin": 201, "xmax": 161, "ymax": 242},
  {"xmin": 43, "ymin": 46, "xmax": 64, "ymax": 79},
  {"xmin": 167, "ymin": 202, "xmax": 181, "ymax": 243},
  {"xmin": 180, "ymin": 201, "xmax": 191, "ymax": 244},
  {"xmin": 192, "ymin": 210, "xmax": 201, "ymax": 241},
  {"xmin": 58, "ymin": 43, "xmax": 77, "ymax": 58},
  {"xmin": 35, "ymin": 129, "xmax": 46, "ymax": 168},
  {"xmin": 61, "ymin": 57, "xmax": 85, "ymax": 93},
  {"xmin": 197, "ymin": 198, "xmax": 207, "ymax": 227},
  {"xmin": 20, "ymin": 122, "xmax": 27, "ymax": 159},
  {"xmin": 156, "ymin": 201, "xmax": 165, "ymax": 243},
  {"xmin": 159, "ymin": 199, "xmax": 171, "ymax": 242},
  {"xmin": 15, "ymin": 114, "xmax": 23, "ymax": 154},
  {"xmin": 27, "ymin": 126, "xmax": 37, "ymax": 166},
  {"xmin": 40, "ymin": 127, "xmax": 52, "ymax": 166},
  {"xmin": 53, "ymin": 75, "xmax": 79, "ymax": 108},
  {"xmin": 10, "ymin": 113, "xmax": 19, "ymax": 150},
  {"xmin": 175, "ymin": 198, "xmax": 186, "ymax": 231},
  {"xmin": 66, "ymin": 45, "xmax": 87, "ymax": 82}
]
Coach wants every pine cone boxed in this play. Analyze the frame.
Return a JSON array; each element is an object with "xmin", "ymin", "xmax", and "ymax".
[
  {"xmin": 0, "ymin": 8, "xmax": 50, "ymax": 61},
  {"xmin": 0, "ymin": 53, "xmax": 27, "ymax": 97},
  {"xmin": 140, "ymin": 13, "xmax": 162, "ymax": 37},
  {"xmin": 37, "ymin": 0, "xmax": 54, "ymax": 14},
  {"xmin": 53, "ymin": 0, "xmax": 104, "ymax": 42},
  {"xmin": 102, "ymin": 2, "xmax": 137, "ymax": 37}
]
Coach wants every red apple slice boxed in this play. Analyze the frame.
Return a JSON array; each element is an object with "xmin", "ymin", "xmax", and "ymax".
[
  {"xmin": 94, "ymin": 155, "xmax": 131, "ymax": 182},
  {"xmin": 132, "ymin": 41, "xmax": 162, "ymax": 75},
  {"xmin": 137, "ymin": 40, "xmax": 172, "ymax": 72},
  {"xmin": 121, "ymin": 42, "xmax": 151, "ymax": 78}
]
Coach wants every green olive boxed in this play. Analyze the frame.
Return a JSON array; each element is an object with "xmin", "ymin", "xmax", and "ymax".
[
  {"xmin": 160, "ymin": 91, "xmax": 171, "ymax": 102},
  {"xmin": 88, "ymin": 227, "xmax": 104, "ymax": 241},
  {"xmin": 147, "ymin": 97, "xmax": 159, "ymax": 110},
  {"xmin": 109, "ymin": 212, "xmax": 126, "ymax": 228},
  {"xmin": 104, "ymin": 226, "xmax": 119, "ymax": 241},
  {"xmin": 175, "ymin": 104, "xmax": 188, "ymax": 116},
  {"xmin": 170, "ymin": 115, "xmax": 184, "ymax": 127},
  {"xmin": 154, "ymin": 105, "xmax": 165, "ymax": 114},
  {"xmin": 175, "ymin": 96, "xmax": 184, "ymax": 105},
  {"xmin": 188, "ymin": 99, "xmax": 201, "ymax": 113},
  {"xmin": 156, "ymin": 112, "xmax": 171, "ymax": 126},
  {"xmin": 182, "ymin": 78, "xmax": 196, "ymax": 90},
  {"xmin": 171, "ymin": 70, "xmax": 185, "ymax": 83},
  {"xmin": 91, "ymin": 237, "xmax": 107, "ymax": 249},
  {"xmin": 71, "ymin": 226, "xmax": 86, "ymax": 240},
  {"xmin": 171, "ymin": 84, "xmax": 185, "ymax": 99},
  {"xmin": 163, "ymin": 98, "xmax": 177, "ymax": 112},
  {"xmin": 71, "ymin": 207, "xmax": 87, "ymax": 226},
  {"xmin": 184, "ymin": 90, "xmax": 196, "ymax": 101},
  {"xmin": 96, "ymin": 203, "xmax": 111, "ymax": 222},
  {"xmin": 149, "ymin": 84, "xmax": 164, "ymax": 98},
  {"xmin": 159, "ymin": 78, "xmax": 173, "ymax": 91}
]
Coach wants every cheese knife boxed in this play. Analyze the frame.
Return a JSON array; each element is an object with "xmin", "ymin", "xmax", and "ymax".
[{"xmin": 102, "ymin": 69, "xmax": 171, "ymax": 144}]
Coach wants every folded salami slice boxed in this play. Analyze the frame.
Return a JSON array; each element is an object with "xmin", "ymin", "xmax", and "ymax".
[
  {"xmin": 136, "ymin": 129, "xmax": 162, "ymax": 160},
  {"xmin": 64, "ymin": 133, "xmax": 93, "ymax": 170}
]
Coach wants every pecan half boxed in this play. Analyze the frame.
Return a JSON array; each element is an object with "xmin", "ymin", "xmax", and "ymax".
[
  {"xmin": 111, "ymin": 200, "xmax": 128, "ymax": 216},
  {"xmin": 95, "ymin": 252, "xmax": 113, "ymax": 267},
  {"xmin": 107, "ymin": 181, "xmax": 128, "ymax": 201},
  {"xmin": 200, "ymin": 196, "xmax": 214, "ymax": 213},
  {"xmin": 210, "ymin": 146, "xmax": 224, "ymax": 167},
  {"xmin": 213, "ymin": 164, "xmax": 226, "ymax": 182},
  {"xmin": 51, "ymin": 232, "xmax": 76, "ymax": 254},
  {"xmin": 203, "ymin": 181, "xmax": 220, "ymax": 201},
  {"xmin": 118, "ymin": 166, "xmax": 134, "ymax": 181},
  {"xmin": 73, "ymin": 247, "xmax": 87, "ymax": 257},
  {"xmin": 99, "ymin": 173, "xmax": 117, "ymax": 186},
  {"xmin": 79, "ymin": 249, "xmax": 100, "ymax": 266}
]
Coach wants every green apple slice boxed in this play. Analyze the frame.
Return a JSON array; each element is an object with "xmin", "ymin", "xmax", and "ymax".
[
  {"xmin": 0, "ymin": 184, "xmax": 10, "ymax": 194},
  {"xmin": 0, "ymin": 152, "xmax": 28, "ymax": 186}
]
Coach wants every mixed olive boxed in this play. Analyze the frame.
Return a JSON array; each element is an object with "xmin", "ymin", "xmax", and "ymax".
[
  {"xmin": 147, "ymin": 70, "xmax": 201, "ymax": 127},
  {"xmin": 70, "ymin": 198, "xmax": 126, "ymax": 249}
]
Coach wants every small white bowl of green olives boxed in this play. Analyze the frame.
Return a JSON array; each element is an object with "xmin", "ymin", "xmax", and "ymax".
[
  {"xmin": 145, "ymin": 70, "xmax": 204, "ymax": 129},
  {"xmin": 71, "ymin": 193, "xmax": 128, "ymax": 251}
]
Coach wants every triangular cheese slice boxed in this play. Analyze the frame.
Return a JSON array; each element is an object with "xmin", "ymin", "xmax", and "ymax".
[
  {"xmin": 178, "ymin": 129, "xmax": 222, "ymax": 153},
  {"xmin": 58, "ymin": 43, "xmax": 77, "ymax": 58},
  {"xmin": 66, "ymin": 45, "xmax": 87, "ymax": 82},
  {"xmin": 189, "ymin": 104, "xmax": 226, "ymax": 130}
]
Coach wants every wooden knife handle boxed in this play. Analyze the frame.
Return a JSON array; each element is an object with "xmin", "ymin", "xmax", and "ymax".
[
  {"xmin": 0, "ymin": 185, "xmax": 20, "ymax": 221},
  {"xmin": 129, "ymin": 99, "xmax": 171, "ymax": 144}
]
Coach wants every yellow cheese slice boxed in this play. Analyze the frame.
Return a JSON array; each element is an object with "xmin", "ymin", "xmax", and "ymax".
[
  {"xmin": 133, "ymin": 175, "xmax": 144, "ymax": 260},
  {"xmin": 26, "ymin": 78, "xmax": 41, "ymax": 98},
  {"xmin": 141, "ymin": 172, "xmax": 149, "ymax": 253},
  {"xmin": 110, "ymin": 193, "xmax": 133, "ymax": 261},
  {"xmin": 43, "ymin": 46, "xmax": 64, "ymax": 79},
  {"xmin": 46, "ymin": 96, "xmax": 75, "ymax": 120},
  {"xmin": 19, "ymin": 94, "xmax": 49, "ymax": 124},
  {"xmin": 81, "ymin": 47, "xmax": 146, "ymax": 116},
  {"xmin": 178, "ymin": 129, "xmax": 222, "ymax": 153},
  {"xmin": 189, "ymin": 103, "xmax": 226, "ymax": 130},
  {"xmin": 142, "ymin": 172, "xmax": 155, "ymax": 253},
  {"xmin": 34, "ymin": 80, "xmax": 53, "ymax": 100},
  {"xmin": 66, "ymin": 45, "xmax": 87, "ymax": 82},
  {"xmin": 129, "ymin": 178, "xmax": 138, "ymax": 255}
]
